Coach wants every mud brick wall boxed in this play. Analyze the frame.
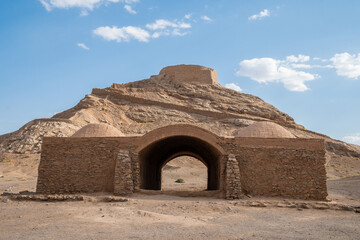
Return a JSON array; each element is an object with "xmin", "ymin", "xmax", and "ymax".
[
  {"xmin": 37, "ymin": 137, "xmax": 137, "ymax": 194},
  {"xmin": 232, "ymin": 138, "xmax": 327, "ymax": 200}
]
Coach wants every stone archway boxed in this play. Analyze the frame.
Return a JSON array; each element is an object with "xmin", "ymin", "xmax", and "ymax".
[{"xmin": 136, "ymin": 125, "xmax": 225, "ymax": 191}]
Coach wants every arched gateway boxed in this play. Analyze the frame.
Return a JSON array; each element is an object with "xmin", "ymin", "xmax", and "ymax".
[
  {"xmin": 136, "ymin": 125, "xmax": 225, "ymax": 191},
  {"xmin": 37, "ymin": 123, "xmax": 328, "ymax": 200}
]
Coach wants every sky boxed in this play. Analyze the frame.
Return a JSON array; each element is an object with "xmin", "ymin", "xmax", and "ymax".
[{"xmin": 0, "ymin": 0, "xmax": 359, "ymax": 144}]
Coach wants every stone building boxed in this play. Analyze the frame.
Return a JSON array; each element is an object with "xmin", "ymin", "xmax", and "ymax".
[
  {"xmin": 36, "ymin": 65, "xmax": 328, "ymax": 200},
  {"xmin": 37, "ymin": 123, "xmax": 327, "ymax": 200}
]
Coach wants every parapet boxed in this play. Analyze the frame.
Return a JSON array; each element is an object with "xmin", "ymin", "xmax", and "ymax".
[{"xmin": 159, "ymin": 64, "xmax": 218, "ymax": 85}]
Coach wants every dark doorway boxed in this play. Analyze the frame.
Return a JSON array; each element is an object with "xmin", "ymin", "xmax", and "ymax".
[{"xmin": 138, "ymin": 136, "xmax": 221, "ymax": 190}]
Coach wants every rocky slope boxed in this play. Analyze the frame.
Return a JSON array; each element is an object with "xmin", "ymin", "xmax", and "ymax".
[{"xmin": 0, "ymin": 67, "xmax": 359, "ymax": 177}]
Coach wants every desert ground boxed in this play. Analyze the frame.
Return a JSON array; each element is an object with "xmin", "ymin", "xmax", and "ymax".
[{"xmin": 1, "ymin": 153, "xmax": 360, "ymax": 240}]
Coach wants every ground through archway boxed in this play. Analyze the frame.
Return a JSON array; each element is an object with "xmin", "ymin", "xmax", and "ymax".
[{"xmin": 161, "ymin": 156, "xmax": 207, "ymax": 191}]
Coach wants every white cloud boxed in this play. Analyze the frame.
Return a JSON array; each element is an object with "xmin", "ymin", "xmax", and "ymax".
[
  {"xmin": 146, "ymin": 19, "xmax": 191, "ymax": 30},
  {"xmin": 94, "ymin": 18, "xmax": 191, "ymax": 43},
  {"xmin": 201, "ymin": 16, "xmax": 213, "ymax": 22},
  {"xmin": 39, "ymin": 0, "xmax": 138, "ymax": 14},
  {"xmin": 290, "ymin": 63, "xmax": 313, "ymax": 69},
  {"xmin": 235, "ymin": 52, "xmax": 360, "ymax": 90},
  {"xmin": 249, "ymin": 9, "xmax": 270, "ymax": 20},
  {"xmin": 286, "ymin": 54, "xmax": 310, "ymax": 63},
  {"xmin": 291, "ymin": 63, "xmax": 333, "ymax": 69},
  {"xmin": 77, "ymin": 43, "xmax": 90, "ymax": 50},
  {"xmin": 39, "ymin": 0, "xmax": 51, "ymax": 11},
  {"xmin": 40, "ymin": 0, "xmax": 112, "ymax": 11},
  {"xmin": 236, "ymin": 57, "xmax": 317, "ymax": 92},
  {"xmin": 122, "ymin": 0, "xmax": 138, "ymax": 3},
  {"xmin": 80, "ymin": 9, "xmax": 89, "ymax": 16},
  {"xmin": 172, "ymin": 29, "xmax": 189, "ymax": 36},
  {"xmin": 151, "ymin": 31, "xmax": 166, "ymax": 39},
  {"xmin": 123, "ymin": 0, "xmax": 138, "ymax": 3},
  {"xmin": 225, "ymin": 83, "xmax": 242, "ymax": 92},
  {"xmin": 313, "ymin": 57, "xmax": 329, "ymax": 62},
  {"xmin": 145, "ymin": 19, "xmax": 191, "ymax": 38},
  {"xmin": 343, "ymin": 133, "xmax": 360, "ymax": 145},
  {"xmin": 151, "ymin": 28, "xmax": 189, "ymax": 38},
  {"xmin": 93, "ymin": 26, "xmax": 150, "ymax": 42},
  {"xmin": 124, "ymin": 4, "xmax": 136, "ymax": 14},
  {"xmin": 331, "ymin": 52, "xmax": 360, "ymax": 79},
  {"xmin": 184, "ymin": 14, "xmax": 192, "ymax": 19}
]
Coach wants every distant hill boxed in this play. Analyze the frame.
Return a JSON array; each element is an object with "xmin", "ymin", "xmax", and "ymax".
[{"xmin": 1, "ymin": 65, "xmax": 359, "ymax": 178}]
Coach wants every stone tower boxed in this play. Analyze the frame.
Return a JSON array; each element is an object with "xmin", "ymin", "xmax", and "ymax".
[{"xmin": 159, "ymin": 64, "xmax": 218, "ymax": 85}]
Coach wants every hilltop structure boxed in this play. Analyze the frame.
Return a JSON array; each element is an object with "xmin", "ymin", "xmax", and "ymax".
[
  {"xmin": 36, "ymin": 65, "xmax": 328, "ymax": 200},
  {"xmin": 159, "ymin": 64, "xmax": 218, "ymax": 85}
]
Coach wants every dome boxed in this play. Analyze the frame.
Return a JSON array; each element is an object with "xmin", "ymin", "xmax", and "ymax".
[
  {"xmin": 71, "ymin": 123, "xmax": 124, "ymax": 137},
  {"xmin": 233, "ymin": 121, "xmax": 295, "ymax": 138}
]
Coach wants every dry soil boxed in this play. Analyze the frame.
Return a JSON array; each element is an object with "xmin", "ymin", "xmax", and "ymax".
[{"xmin": 0, "ymin": 153, "xmax": 359, "ymax": 240}]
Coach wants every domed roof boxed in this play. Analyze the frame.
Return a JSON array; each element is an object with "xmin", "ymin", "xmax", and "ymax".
[
  {"xmin": 71, "ymin": 123, "xmax": 124, "ymax": 137},
  {"xmin": 233, "ymin": 121, "xmax": 295, "ymax": 138}
]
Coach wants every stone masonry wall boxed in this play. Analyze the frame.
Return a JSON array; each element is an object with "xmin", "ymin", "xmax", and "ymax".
[
  {"xmin": 113, "ymin": 150, "xmax": 140, "ymax": 195},
  {"xmin": 37, "ymin": 137, "xmax": 137, "ymax": 194},
  {"xmin": 224, "ymin": 154, "xmax": 242, "ymax": 199},
  {"xmin": 113, "ymin": 150, "xmax": 133, "ymax": 195},
  {"xmin": 130, "ymin": 151, "xmax": 140, "ymax": 191},
  {"xmin": 232, "ymin": 138, "xmax": 327, "ymax": 200}
]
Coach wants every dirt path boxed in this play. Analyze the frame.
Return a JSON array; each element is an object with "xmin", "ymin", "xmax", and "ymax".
[
  {"xmin": 1, "ymin": 153, "xmax": 360, "ymax": 239},
  {"xmin": 1, "ymin": 195, "xmax": 360, "ymax": 240}
]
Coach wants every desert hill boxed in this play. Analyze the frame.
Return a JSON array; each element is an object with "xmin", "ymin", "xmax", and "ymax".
[{"xmin": 0, "ymin": 64, "xmax": 359, "ymax": 178}]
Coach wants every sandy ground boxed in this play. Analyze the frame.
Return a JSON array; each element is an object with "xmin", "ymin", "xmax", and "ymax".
[
  {"xmin": 1, "ymin": 195, "xmax": 360, "ymax": 240},
  {"xmin": 326, "ymin": 152, "xmax": 360, "ymax": 179},
  {"xmin": 162, "ymin": 157, "xmax": 207, "ymax": 191},
  {"xmin": 1, "ymin": 154, "xmax": 360, "ymax": 240}
]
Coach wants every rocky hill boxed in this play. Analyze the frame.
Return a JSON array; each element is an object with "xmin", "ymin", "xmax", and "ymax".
[{"xmin": 0, "ymin": 64, "xmax": 359, "ymax": 178}]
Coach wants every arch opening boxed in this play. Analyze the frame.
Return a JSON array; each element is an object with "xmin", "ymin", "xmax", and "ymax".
[
  {"xmin": 161, "ymin": 156, "xmax": 208, "ymax": 191},
  {"xmin": 138, "ymin": 136, "xmax": 221, "ymax": 191}
]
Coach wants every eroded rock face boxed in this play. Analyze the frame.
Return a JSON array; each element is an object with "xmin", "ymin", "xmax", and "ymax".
[
  {"xmin": 0, "ymin": 64, "xmax": 359, "ymax": 162},
  {"xmin": 0, "ymin": 119, "xmax": 80, "ymax": 153}
]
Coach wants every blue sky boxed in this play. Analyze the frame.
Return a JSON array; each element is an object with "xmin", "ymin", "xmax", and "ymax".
[{"xmin": 0, "ymin": 0, "xmax": 359, "ymax": 144}]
